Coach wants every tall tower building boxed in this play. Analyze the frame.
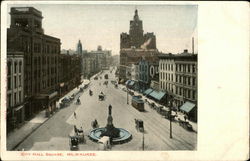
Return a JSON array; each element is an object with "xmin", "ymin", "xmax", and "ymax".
[
  {"xmin": 120, "ymin": 9, "xmax": 156, "ymax": 50},
  {"xmin": 77, "ymin": 40, "xmax": 83, "ymax": 54},
  {"xmin": 129, "ymin": 9, "xmax": 144, "ymax": 48}
]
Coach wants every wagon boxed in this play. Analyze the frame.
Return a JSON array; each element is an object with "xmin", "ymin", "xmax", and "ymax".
[
  {"xmin": 178, "ymin": 119, "xmax": 193, "ymax": 131},
  {"xmin": 135, "ymin": 119, "xmax": 144, "ymax": 132},
  {"xmin": 99, "ymin": 94, "xmax": 105, "ymax": 101},
  {"xmin": 69, "ymin": 136, "xmax": 79, "ymax": 150}
]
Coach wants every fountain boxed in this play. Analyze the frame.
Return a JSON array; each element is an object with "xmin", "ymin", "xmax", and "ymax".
[{"xmin": 88, "ymin": 105, "xmax": 132, "ymax": 144}]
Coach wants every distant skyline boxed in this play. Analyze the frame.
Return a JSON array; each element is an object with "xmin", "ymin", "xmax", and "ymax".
[{"xmin": 7, "ymin": 4, "xmax": 197, "ymax": 55}]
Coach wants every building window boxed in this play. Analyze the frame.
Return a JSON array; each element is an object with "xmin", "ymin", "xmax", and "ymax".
[
  {"xmin": 8, "ymin": 62, "xmax": 11, "ymax": 75},
  {"xmin": 14, "ymin": 62, "xmax": 17, "ymax": 73},
  {"xmin": 19, "ymin": 91, "xmax": 22, "ymax": 103},
  {"xmin": 19, "ymin": 75, "xmax": 21, "ymax": 87},
  {"xmin": 8, "ymin": 77, "xmax": 11, "ymax": 90},
  {"xmin": 193, "ymin": 77, "xmax": 196, "ymax": 86},
  {"xmin": 7, "ymin": 94, "xmax": 11, "ymax": 108},
  {"xmin": 14, "ymin": 76, "xmax": 17, "ymax": 88},
  {"xmin": 193, "ymin": 91, "xmax": 196, "ymax": 100},
  {"xmin": 14, "ymin": 93, "xmax": 17, "ymax": 105},
  {"xmin": 19, "ymin": 61, "xmax": 22, "ymax": 73},
  {"xmin": 193, "ymin": 65, "xmax": 196, "ymax": 73}
]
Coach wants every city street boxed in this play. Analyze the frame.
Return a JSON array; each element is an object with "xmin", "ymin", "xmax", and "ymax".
[{"xmin": 15, "ymin": 70, "xmax": 197, "ymax": 151}]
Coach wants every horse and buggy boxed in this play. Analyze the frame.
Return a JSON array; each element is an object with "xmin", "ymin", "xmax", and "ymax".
[{"xmin": 134, "ymin": 119, "xmax": 144, "ymax": 132}]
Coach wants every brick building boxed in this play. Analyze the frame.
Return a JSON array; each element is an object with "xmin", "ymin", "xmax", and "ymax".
[
  {"xmin": 7, "ymin": 7, "xmax": 61, "ymax": 119},
  {"xmin": 7, "ymin": 52, "xmax": 25, "ymax": 133},
  {"xmin": 158, "ymin": 50, "xmax": 197, "ymax": 121},
  {"xmin": 59, "ymin": 53, "xmax": 81, "ymax": 97}
]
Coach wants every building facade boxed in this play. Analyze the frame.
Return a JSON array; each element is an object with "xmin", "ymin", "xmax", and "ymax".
[
  {"xmin": 59, "ymin": 53, "xmax": 82, "ymax": 97},
  {"xmin": 138, "ymin": 58, "xmax": 159, "ymax": 92},
  {"xmin": 7, "ymin": 52, "xmax": 25, "ymax": 133},
  {"xmin": 7, "ymin": 7, "xmax": 61, "ymax": 119},
  {"xmin": 159, "ymin": 50, "xmax": 197, "ymax": 108},
  {"xmin": 119, "ymin": 48, "xmax": 159, "ymax": 82}
]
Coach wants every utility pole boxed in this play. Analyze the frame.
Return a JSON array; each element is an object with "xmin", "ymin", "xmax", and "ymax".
[
  {"xmin": 127, "ymin": 85, "xmax": 129, "ymax": 105},
  {"xmin": 142, "ymin": 132, "xmax": 144, "ymax": 150},
  {"xmin": 169, "ymin": 97, "xmax": 173, "ymax": 139}
]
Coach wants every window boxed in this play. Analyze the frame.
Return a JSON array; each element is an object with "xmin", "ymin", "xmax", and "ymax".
[
  {"xmin": 193, "ymin": 91, "xmax": 196, "ymax": 100},
  {"xmin": 19, "ymin": 91, "xmax": 22, "ymax": 102},
  {"xmin": 193, "ymin": 77, "xmax": 196, "ymax": 86},
  {"xmin": 14, "ymin": 93, "xmax": 17, "ymax": 105},
  {"xmin": 14, "ymin": 76, "xmax": 17, "ymax": 88},
  {"xmin": 19, "ymin": 75, "xmax": 21, "ymax": 87},
  {"xmin": 19, "ymin": 61, "xmax": 22, "ymax": 73},
  {"xmin": 14, "ymin": 62, "xmax": 17, "ymax": 73},
  {"xmin": 7, "ymin": 94, "xmax": 11, "ymax": 108},
  {"xmin": 8, "ymin": 62, "xmax": 11, "ymax": 75},
  {"xmin": 8, "ymin": 77, "xmax": 11, "ymax": 90},
  {"xmin": 193, "ymin": 65, "xmax": 196, "ymax": 73}
]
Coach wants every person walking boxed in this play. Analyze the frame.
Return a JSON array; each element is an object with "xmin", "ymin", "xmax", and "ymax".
[{"xmin": 74, "ymin": 112, "xmax": 76, "ymax": 119}]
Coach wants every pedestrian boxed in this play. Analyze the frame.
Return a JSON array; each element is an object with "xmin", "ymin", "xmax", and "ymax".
[
  {"xmin": 74, "ymin": 112, "xmax": 76, "ymax": 119},
  {"xmin": 184, "ymin": 115, "xmax": 187, "ymax": 121}
]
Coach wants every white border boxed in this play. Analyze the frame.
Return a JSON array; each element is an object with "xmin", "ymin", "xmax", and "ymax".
[{"xmin": 1, "ymin": 1, "xmax": 249, "ymax": 161}]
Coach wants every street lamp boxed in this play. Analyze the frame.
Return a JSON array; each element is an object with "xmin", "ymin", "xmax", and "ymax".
[
  {"xmin": 142, "ymin": 131, "xmax": 145, "ymax": 150},
  {"xmin": 169, "ymin": 97, "xmax": 173, "ymax": 139},
  {"xmin": 126, "ymin": 85, "xmax": 129, "ymax": 105}
]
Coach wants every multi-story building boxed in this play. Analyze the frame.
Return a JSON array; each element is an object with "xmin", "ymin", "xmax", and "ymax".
[
  {"xmin": 59, "ymin": 52, "xmax": 82, "ymax": 97},
  {"xmin": 7, "ymin": 52, "xmax": 25, "ymax": 133},
  {"xmin": 159, "ymin": 50, "xmax": 197, "ymax": 120},
  {"xmin": 119, "ymin": 48, "xmax": 159, "ymax": 82},
  {"xmin": 138, "ymin": 57, "xmax": 159, "ymax": 92},
  {"xmin": 7, "ymin": 7, "xmax": 61, "ymax": 119}
]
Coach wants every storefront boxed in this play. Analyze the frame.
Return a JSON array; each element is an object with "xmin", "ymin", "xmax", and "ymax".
[{"xmin": 179, "ymin": 101, "xmax": 197, "ymax": 122}]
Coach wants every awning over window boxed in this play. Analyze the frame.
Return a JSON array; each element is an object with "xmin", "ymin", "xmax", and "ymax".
[
  {"xmin": 129, "ymin": 80, "xmax": 135, "ymax": 86},
  {"xmin": 143, "ymin": 88, "xmax": 153, "ymax": 95},
  {"xmin": 149, "ymin": 90, "xmax": 166, "ymax": 101},
  {"xmin": 180, "ymin": 102, "xmax": 196, "ymax": 113}
]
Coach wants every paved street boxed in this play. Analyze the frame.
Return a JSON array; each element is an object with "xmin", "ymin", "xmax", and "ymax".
[{"xmin": 14, "ymin": 70, "xmax": 196, "ymax": 151}]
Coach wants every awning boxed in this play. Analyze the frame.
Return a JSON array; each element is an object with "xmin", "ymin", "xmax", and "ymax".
[
  {"xmin": 125, "ymin": 80, "xmax": 131, "ymax": 85},
  {"xmin": 180, "ymin": 102, "xmax": 196, "ymax": 113},
  {"xmin": 149, "ymin": 90, "xmax": 166, "ymax": 101},
  {"xmin": 128, "ymin": 80, "xmax": 135, "ymax": 86},
  {"xmin": 143, "ymin": 88, "xmax": 153, "ymax": 95}
]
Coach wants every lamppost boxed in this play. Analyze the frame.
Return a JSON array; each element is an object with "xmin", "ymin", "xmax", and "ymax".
[
  {"xmin": 127, "ymin": 85, "xmax": 129, "ymax": 105},
  {"xmin": 142, "ymin": 131, "xmax": 145, "ymax": 150},
  {"xmin": 169, "ymin": 96, "xmax": 173, "ymax": 139}
]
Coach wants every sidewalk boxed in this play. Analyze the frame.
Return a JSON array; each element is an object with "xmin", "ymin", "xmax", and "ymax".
[
  {"xmin": 7, "ymin": 110, "xmax": 48, "ymax": 150},
  {"xmin": 7, "ymin": 80, "xmax": 90, "ymax": 150}
]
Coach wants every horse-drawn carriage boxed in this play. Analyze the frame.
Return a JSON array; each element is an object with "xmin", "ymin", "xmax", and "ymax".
[
  {"xmin": 69, "ymin": 136, "xmax": 79, "ymax": 150},
  {"xmin": 99, "ymin": 93, "xmax": 105, "ymax": 101},
  {"xmin": 135, "ymin": 119, "xmax": 144, "ymax": 132},
  {"xmin": 178, "ymin": 119, "xmax": 193, "ymax": 131}
]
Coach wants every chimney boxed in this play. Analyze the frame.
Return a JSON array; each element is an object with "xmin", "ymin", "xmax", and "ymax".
[{"xmin": 192, "ymin": 37, "xmax": 194, "ymax": 54}]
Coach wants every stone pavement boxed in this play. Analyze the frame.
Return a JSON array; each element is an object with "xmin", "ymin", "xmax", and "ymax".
[{"xmin": 7, "ymin": 79, "xmax": 90, "ymax": 151}]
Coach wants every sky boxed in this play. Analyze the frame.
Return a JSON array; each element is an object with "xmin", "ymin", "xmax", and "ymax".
[{"xmin": 7, "ymin": 4, "xmax": 197, "ymax": 55}]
